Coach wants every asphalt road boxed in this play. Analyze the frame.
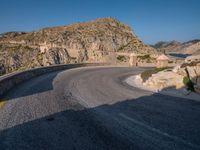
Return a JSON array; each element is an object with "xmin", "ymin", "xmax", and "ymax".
[{"xmin": 1, "ymin": 66, "xmax": 200, "ymax": 150}]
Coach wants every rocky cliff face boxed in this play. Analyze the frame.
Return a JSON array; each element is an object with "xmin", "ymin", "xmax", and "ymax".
[{"xmin": 0, "ymin": 18, "xmax": 156, "ymax": 75}]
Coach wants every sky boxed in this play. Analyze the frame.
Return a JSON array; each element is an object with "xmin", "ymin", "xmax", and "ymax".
[{"xmin": 0, "ymin": 0, "xmax": 200, "ymax": 44}]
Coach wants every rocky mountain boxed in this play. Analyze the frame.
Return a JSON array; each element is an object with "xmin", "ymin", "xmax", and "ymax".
[
  {"xmin": 0, "ymin": 18, "xmax": 157, "ymax": 75},
  {"xmin": 152, "ymin": 39, "xmax": 200, "ymax": 54},
  {"xmin": 152, "ymin": 40, "xmax": 181, "ymax": 49}
]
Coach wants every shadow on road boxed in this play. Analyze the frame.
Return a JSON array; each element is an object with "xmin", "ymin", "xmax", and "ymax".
[
  {"xmin": 1, "ymin": 93, "xmax": 200, "ymax": 150},
  {"xmin": 2, "ymin": 71, "xmax": 60, "ymax": 100}
]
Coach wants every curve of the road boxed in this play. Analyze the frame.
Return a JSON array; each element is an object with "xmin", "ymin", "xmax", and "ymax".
[{"xmin": 0, "ymin": 66, "xmax": 200, "ymax": 150}]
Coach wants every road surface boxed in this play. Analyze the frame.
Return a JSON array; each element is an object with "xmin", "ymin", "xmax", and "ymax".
[{"xmin": 0, "ymin": 66, "xmax": 200, "ymax": 150}]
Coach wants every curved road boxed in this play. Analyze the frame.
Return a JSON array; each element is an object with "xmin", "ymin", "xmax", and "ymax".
[{"xmin": 0, "ymin": 66, "xmax": 200, "ymax": 150}]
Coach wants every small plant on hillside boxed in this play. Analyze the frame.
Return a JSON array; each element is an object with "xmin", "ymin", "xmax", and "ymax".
[
  {"xmin": 117, "ymin": 55, "xmax": 126, "ymax": 62},
  {"xmin": 137, "ymin": 54, "xmax": 150, "ymax": 60},
  {"xmin": 140, "ymin": 67, "xmax": 170, "ymax": 82},
  {"xmin": 141, "ymin": 69, "xmax": 157, "ymax": 82},
  {"xmin": 155, "ymin": 67, "xmax": 170, "ymax": 72},
  {"xmin": 137, "ymin": 54, "xmax": 156, "ymax": 63},
  {"xmin": 183, "ymin": 76, "xmax": 194, "ymax": 91},
  {"xmin": 117, "ymin": 42, "xmax": 131, "ymax": 51}
]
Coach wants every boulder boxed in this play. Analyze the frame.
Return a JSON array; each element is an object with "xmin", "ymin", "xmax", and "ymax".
[
  {"xmin": 143, "ymin": 58, "xmax": 200, "ymax": 94},
  {"xmin": 185, "ymin": 55, "xmax": 200, "ymax": 63},
  {"xmin": 144, "ymin": 71, "xmax": 184, "ymax": 90}
]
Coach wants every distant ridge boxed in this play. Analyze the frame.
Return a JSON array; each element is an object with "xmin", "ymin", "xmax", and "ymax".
[{"xmin": 152, "ymin": 39, "xmax": 200, "ymax": 54}]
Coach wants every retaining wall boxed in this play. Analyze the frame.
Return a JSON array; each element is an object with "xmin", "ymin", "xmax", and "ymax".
[{"xmin": 0, "ymin": 63, "xmax": 107, "ymax": 97}]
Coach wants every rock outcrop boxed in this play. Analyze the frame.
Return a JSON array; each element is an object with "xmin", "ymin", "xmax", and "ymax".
[
  {"xmin": 0, "ymin": 18, "xmax": 157, "ymax": 75},
  {"xmin": 142, "ymin": 58, "xmax": 200, "ymax": 94},
  {"xmin": 143, "ymin": 70, "xmax": 185, "ymax": 90}
]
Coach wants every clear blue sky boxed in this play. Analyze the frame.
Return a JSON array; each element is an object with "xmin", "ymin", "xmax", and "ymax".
[{"xmin": 0, "ymin": 0, "xmax": 200, "ymax": 44}]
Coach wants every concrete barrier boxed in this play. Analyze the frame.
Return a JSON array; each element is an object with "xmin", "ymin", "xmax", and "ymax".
[{"xmin": 0, "ymin": 63, "xmax": 108, "ymax": 97}]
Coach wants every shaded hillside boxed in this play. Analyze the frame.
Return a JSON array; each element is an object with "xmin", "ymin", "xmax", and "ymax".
[{"xmin": 152, "ymin": 40, "xmax": 200, "ymax": 54}]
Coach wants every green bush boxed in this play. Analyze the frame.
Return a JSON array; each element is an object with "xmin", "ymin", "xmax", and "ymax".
[
  {"xmin": 117, "ymin": 42, "xmax": 130, "ymax": 51},
  {"xmin": 137, "ymin": 55, "xmax": 156, "ymax": 63},
  {"xmin": 155, "ymin": 67, "xmax": 170, "ymax": 72},
  {"xmin": 141, "ymin": 70, "xmax": 157, "ymax": 82},
  {"xmin": 183, "ymin": 76, "xmax": 194, "ymax": 91},
  {"xmin": 137, "ymin": 55, "xmax": 150, "ymax": 60},
  {"xmin": 141, "ymin": 67, "xmax": 170, "ymax": 82},
  {"xmin": 117, "ymin": 55, "xmax": 126, "ymax": 62}
]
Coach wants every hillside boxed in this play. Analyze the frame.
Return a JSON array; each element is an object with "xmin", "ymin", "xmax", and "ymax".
[
  {"xmin": 0, "ymin": 18, "xmax": 157, "ymax": 75},
  {"xmin": 152, "ymin": 40, "xmax": 200, "ymax": 54}
]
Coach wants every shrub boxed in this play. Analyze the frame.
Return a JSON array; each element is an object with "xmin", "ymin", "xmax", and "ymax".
[
  {"xmin": 155, "ymin": 67, "xmax": 170, "ymax": 72},
  {"xmin": 141, "ymin": 69, "xmax": 157, "ymax": 82},
  {"xmin": 137, "ymin": 55, "xmax": 156, "ymax": 63},
  {"xmin": 117, "ymin": 43, "xmax": 130, "ymax": 51},
  {"xmin": 137, "ymin": 54, "xmax": 150, "ymax": 60},
  {"xmin": 141, "ymin": 67, "xmax": 170, "ymax": 82},
  {"xmin": 183, "ymin": 76, "xmax": 194, "ymax": 91},
  {"xmin": 117, "ymin": 55, "xmax": 126, "ymax": 62}
]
